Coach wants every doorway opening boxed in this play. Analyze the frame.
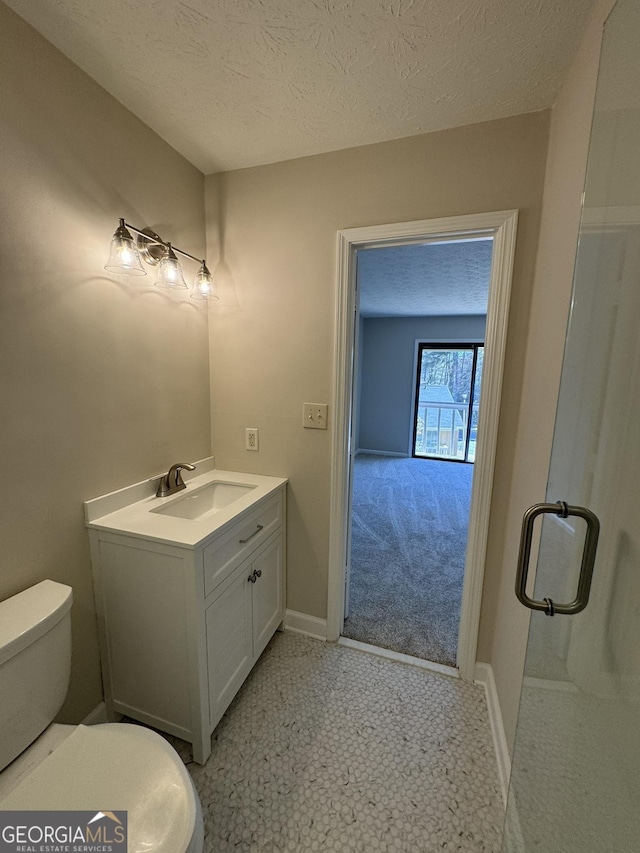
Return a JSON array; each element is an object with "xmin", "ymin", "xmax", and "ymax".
[
  {"xmin": 342, "ymin": 243, "xmax": 491, "ymax": 668},
  {"xmin": 328, "ymin": 211, "xmax": 518, "ymax": 680}
]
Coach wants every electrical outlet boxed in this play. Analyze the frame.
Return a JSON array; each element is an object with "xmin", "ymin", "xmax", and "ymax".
[
  {"xmin": 303, "ymin": 403, "xmax": 328, "ymax": 430},
  {"xmin": 245, "ymin": 427, "xmax": 259, "ymax": 450}
]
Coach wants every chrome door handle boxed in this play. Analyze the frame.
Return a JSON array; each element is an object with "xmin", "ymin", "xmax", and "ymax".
[{"xmin": 515, "ymin": 501, "xmax": 600, "ymax": 616}]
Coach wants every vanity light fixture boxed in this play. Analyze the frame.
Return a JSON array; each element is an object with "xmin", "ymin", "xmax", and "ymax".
[
  {"xmin": 155, "ymin": 243, "xmax": 188, "ymax": 290},
  {"xmin": 105, "ymin": 220, "xmax": 146, "ymax": 276},
  {"xmin": 105, "ymin": 218, "xmax": 218, "ymax": 301},
  {"xmin": 192, "ymin": 261, "xmax": 215, "ymax": 300}
]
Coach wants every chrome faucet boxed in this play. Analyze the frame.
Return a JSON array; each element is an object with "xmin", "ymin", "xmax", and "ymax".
[{"xmin": 156, "ymin": 462, "xmax": 196, "ymax": 498}]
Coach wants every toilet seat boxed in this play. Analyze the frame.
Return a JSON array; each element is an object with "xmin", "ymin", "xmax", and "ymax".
[{"xmin": 0, "ymin": 723, "xmax": 200, "ymax": 853}]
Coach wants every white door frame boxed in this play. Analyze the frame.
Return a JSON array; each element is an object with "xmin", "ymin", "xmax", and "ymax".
[{"xmin": 327, "ymin": 210, "xmax": 519, "ymax": 681}]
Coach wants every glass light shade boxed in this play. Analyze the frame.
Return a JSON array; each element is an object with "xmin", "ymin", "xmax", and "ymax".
[
  {"xmin": 190, "ymin": 262, "xmax": 219, "ymax": 301},
  {"xmin": 154, "ymin": 243, "xmax": 188, "ymax": 289},
  {"xmin": 105, "ymin": 220, "xmax": 146, "ymax": 276}
]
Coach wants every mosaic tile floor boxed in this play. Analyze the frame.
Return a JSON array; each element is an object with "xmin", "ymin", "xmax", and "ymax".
[{"xmin": 172, "ymin": 632, "xmax": 504, "ymax": 852}]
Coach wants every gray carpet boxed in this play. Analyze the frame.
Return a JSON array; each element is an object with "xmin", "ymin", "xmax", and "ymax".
[{"xmin": 343, "ymin": 454, "xmax": 473, "ymax": 666}]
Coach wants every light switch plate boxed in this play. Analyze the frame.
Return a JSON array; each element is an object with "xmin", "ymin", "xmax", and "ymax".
[{"xmin": 303, "ymin": 403, "xmax": 328, "ymax": 430}]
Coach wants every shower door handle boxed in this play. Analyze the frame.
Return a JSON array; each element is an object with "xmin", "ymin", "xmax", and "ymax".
[{"xmin": 515, "ymin": 501, "xmax": 600, "ymax": 616}]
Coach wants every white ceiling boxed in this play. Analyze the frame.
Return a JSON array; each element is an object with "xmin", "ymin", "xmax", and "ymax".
[
  {"xmin": 358, "ymin": 238, "xmax": 492, "ymax": 317},
  {"xmin": 5, "ymin": 0, "xmax": 596, "ymax": 173}
]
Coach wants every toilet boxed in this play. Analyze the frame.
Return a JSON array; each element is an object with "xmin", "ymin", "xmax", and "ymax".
[{"xmin": 0, "ymin": 580, "xmax": 204, "ymax": 853}]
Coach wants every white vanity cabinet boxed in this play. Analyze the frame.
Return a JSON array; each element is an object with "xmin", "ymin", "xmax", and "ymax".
[
  {"xmin": 206, "ymin": 531, "xmax": 283, "ymax": 727},
  {"xmin": 86, "ymin": 470, "xmax": 286, "ymax": 765}
]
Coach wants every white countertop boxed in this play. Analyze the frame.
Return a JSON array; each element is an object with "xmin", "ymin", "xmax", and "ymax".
[{"xmin": 84, "ymin": 460, "xmax": 287, "ymax": 549}]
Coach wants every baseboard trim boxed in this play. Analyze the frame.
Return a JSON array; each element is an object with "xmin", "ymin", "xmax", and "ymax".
[
  {"xmin": 339, "ymin": 637, "xmax": 459, "ymax": 678},
  {"xmin": 356, "ymin": 449, "xmax": 409, "ymax": 457},
  {"xmin": 81, "ymin": 702, "xmax": 113, "ymax": 726},
  {"xmin": 523, "ymin": 675, "xmax": 578, "ymax": 693},
  {"xmin": 474, "ymin": 662, "xmax": 511, "ymax": 807},
  {"xmin": 284, "ymin": 609, "xmax": 328, "ymax": 641}
]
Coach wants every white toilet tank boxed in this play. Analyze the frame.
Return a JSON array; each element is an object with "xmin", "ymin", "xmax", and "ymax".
[{"xmin": 0, "ymin": 580, "xmax": 73, "ymax": 772}]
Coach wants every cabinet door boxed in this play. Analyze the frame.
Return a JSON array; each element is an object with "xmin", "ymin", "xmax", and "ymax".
[
  {"xmin": 206, "ymin": 562, "xmax": 253, "ymax": 727},
  {"xmin": 252, "ymin": 533, "xmax": 284, "ymax": 659}
]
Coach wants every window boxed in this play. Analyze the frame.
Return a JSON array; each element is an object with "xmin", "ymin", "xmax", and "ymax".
[{"xmin": 412, "ymin": 344, "xmax": 484, "ymax": 463}]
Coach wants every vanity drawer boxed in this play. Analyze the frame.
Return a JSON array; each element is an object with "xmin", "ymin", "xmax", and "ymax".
[{"xmin": 203, "ymin": 491, "xmax": 283, "ymax": 596}]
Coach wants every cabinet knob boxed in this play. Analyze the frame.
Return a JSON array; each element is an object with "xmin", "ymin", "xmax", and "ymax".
[
  {"xmin": 247, "ymin": 571, "xmax": 256, "ymax": 583},
  {"xmin": 255, "ymin": 569, "xmax": 262, "ymax": 578}
]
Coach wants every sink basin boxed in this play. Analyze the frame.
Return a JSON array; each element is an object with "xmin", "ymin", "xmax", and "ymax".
[
  {"xmin": 151, "ymin": 480, "xmax": 257, "ymax": 520},
  {"xmin": 85, "ymin": 461, "xmax": 288, "ymax": 549}
]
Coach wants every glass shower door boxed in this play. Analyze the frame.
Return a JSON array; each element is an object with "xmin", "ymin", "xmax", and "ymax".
[{"xmin": 502, "ymin": 1, "xmax": 640, "ymax": 849}]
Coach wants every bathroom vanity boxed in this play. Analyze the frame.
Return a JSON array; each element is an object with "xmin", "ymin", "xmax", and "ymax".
[{"xmin": 85, "ymin": 459, "xmax": 287, "ymax": 764}]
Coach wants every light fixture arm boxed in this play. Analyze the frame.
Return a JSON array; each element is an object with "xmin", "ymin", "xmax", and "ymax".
[{"xmin": 121, "ymin": 220, "xmax": 204, "ymax": 266}]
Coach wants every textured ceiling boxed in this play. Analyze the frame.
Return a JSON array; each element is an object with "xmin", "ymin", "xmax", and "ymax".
[
  {"xmin": 4, "ymin": 0, "xmax": 596, "ymax": 173},
  {"xmin": 358, "ymin": 238, "xmax": 492, "ymax": 317}
]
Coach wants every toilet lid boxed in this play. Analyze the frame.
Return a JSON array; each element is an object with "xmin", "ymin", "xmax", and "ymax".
[{"xmin": 0, "ymin": 724, "xmax": 196, "ymax": 853}]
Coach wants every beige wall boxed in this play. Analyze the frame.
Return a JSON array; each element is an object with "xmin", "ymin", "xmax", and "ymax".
[
  {"xmin": 1, "ymin": 0, "xmax": 613, "ymax": 752},
  {"xmin": 488, "ymin": 0, "xmax": 617, "ymax": 752},
  {"xmin": 205, "ymin": 112, "xmax": 550, "ymax": 628},
  {"xmin": 0, "ymin": 4, "xmax": 210, "ymax": 721}
]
